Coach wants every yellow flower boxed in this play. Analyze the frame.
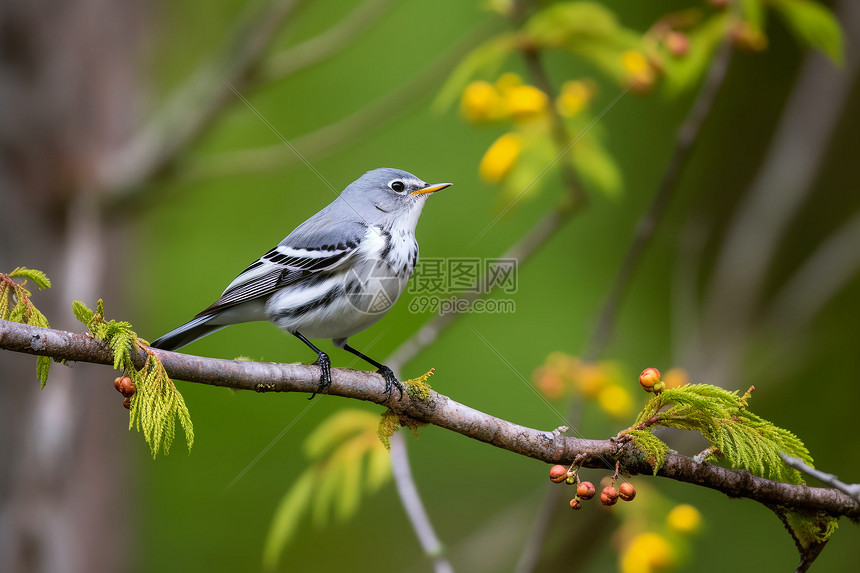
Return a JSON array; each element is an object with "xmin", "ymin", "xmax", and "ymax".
[
  {"xmin": 460, "ymin": 81, "xmax": 506, "ymax": 123},
  {"xmin": 556, "ymin": 80, "xmax": 593, "ymax": 117},
  {"xmin": 504, "ymin": 84, "xmax": 548, "ymax": 119},
  {"xmin": 479, "ymin": 133, "xmax": 522, "ymax": 183},
  {"xmin": 545, "ymin": 351, "xmax": 580, "ymax": 381},
  {"xmin": 598, "ymin": 384, "xmax": 634, "ymax": 419},
  {"xmin": 574, "ymin": 362, "xmax": 609, "ymax": 397},
  {"xmin": 663, "ymin": 368, "xmax": 689, "ymax": 390},
  {"xmin": 494, "ymin": 72, "xmax": 523, "ymax": 93},
  {"xmin": 620, "ymin": 532, "xmax": 675, "ymax": 573},
  {"xmin": 666, "ymin": 504, "xmax": 702, "ymax": 535},
  {"xmin": 621, "ymin": 50, "xmax": 656, "ymax": 93}
]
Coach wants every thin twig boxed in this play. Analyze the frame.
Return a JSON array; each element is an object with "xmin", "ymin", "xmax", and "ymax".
[
  {"xmin": 96, "ymin": 0, "xmax": 304, "ymax": 198},
  {"xmin": 176, "ymin": 24, "xmax": 492, "ymax": 184},
  {"xmin": 1, "ymin": 320, "xmax": 858, "ymax": 518},
  {"xmin": 390, "ymin": 432, "xmax": 455, "ymax": 573},
  {"xmin": 780, "ymin": 453, "xmax": 860, "ymax": 503},
  {"xmin": 386, "ymin": 203, "xmax": 578, "ymax": 374},
  {"xmin": 259, "ymin": 0, "xmax": 395, "ymax": 84},
  {"xmin": 583, "ymin": 37, "xmax": 734, "ymax": 362}
]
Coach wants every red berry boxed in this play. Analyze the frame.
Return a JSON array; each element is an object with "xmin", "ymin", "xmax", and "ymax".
[
  {"xmin": 577, "ymin": 481, "xmax": 596, "ymax": 500},
  {"xmin": 569, "ymin": 498, "xmax": 582, "ymax": 510},
  {"xmin": 549, "ymin": 465, "xmax": 568, "ymax": 483},
  {"xmin": 123, "ymin": 397, "xmax": 131, "ymax": 410},
  {"xmin": 619, "ymin": 482, "xmax": 636, "ymax": 501},
  {"xmin": 113, "ymin": 377, "xmax": 122, "ymax": 392},
  {"xmin": 666, "ymin": 32, "xmax": 689, "ymax": 57},
  {"xmin": 639, "ymin": 368, "xmax": 662, "ymax": 393},
  {"xmin": 600, "ymin": 486, "xmax": 619, "ymax": 506}
]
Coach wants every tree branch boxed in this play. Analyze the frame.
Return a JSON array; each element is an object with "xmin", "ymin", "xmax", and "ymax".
[
  {"xmin": 258, "ymin": 0, "xmax": 395, "ymax": 84},
  {"xmin": 1, "ymin": 319, "xmax": 858, "ymax": 519},
  {"xmin": 390, "ymin": 432, "xmax": 454, "ymax": 573},
  {"xmin": 96, "ymin": 0, "xmax": 304, "ymax": 198}
]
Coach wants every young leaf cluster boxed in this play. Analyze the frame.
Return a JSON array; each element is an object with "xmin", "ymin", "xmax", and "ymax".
[
  {"xmin": 623, "ymin": 384, "xmax": 812, "ymax": 484},
  {"xmin": 1, "ymin": 267, "xmax": 53, "ymax": 387},
  {"xmin": 263, "ymin": 409, "xmax": 392, "ymax": 570},
  {"xmin": 73, "ymin": 299, "xmax": 193, "ymax": 458}
]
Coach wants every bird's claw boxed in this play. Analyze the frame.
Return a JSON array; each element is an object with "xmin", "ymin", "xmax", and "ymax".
[
  {"xmin": 377, "ymin": 366, "xmax": 404, "ymax": 400},
  {"xmin": 309, "ymin": 354, "xmax": 333, "ymax": 400}
]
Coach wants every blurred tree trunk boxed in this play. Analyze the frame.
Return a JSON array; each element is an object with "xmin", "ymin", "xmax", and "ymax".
[{"xmin": 0, "ymin": 1, "xmax": 144, "ymax": 572}]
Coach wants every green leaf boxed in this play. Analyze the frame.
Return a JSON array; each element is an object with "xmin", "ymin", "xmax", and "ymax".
[
  {"xmin": 263, "ymin": 469, "xmax": 315, "ymax": 570},
  {"xmin": 37, "ymin": 356, "xmax": 50, "ymax": 389},
  {"xmin": 304, "ymin": 409, "xmax": 379, "ymax": 460},
  {"xmin": 627, "ymin": 429, "xmax": 668, "ymax": 474},
  {"xmin": 10, "ymin": 267, "xmax": 51, "ymax": 290},
  {"xmin": 662, "ymin": 14, "xmax": 729, "ymax": 96},
  {"xmin": 72, "ymin": 300, "xmax": 94, "ymax": 324},
  {"xmin": 366, "ymin": 443, "xmax": 392, "ymax": 492},
  {"xmin": 772, "ymin": 0, "xmax": 843, "ymax": 64},
  {"xmin": 310, "ymin": 463, "xmax": 340, "ymax": 528},
  {"xmin": 524, "ymin": 1, "xmax": 620, "ymax": 47},
  {"xmin": 524, "ymin": 2, "xmax": 642, "ymax": 85},
  {"xmin": 570, "ymin": 132, "xmax": 623, "ymax": 197}
]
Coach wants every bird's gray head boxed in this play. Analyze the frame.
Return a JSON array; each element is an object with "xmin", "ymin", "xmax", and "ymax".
[{"xmin": 338, "ymin": 168, "xmax": 452, "ymax": 227}]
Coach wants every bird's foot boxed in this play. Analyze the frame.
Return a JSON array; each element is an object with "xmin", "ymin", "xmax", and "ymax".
[
  {"xmin": 309, "ymin": 354, "xmax": 332, "ymax": 400},
  {"xmin": 377, "ymin": 366, "xmax": 404, "ymax": 400}
]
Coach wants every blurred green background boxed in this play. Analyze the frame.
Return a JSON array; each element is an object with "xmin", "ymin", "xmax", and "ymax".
[{"xmin": 2, "ymin": 0, "xmax": 859, "ymax": 572}]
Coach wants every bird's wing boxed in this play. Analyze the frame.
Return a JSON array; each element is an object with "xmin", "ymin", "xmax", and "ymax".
[{"xmin": 194, "ymin": 219, "xmax": 368, "ymax": 317}]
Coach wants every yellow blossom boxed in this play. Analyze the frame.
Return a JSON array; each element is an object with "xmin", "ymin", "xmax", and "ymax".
[
  {"xmin": 621, "ymin": 50, "xmax": 656, "ymax": 93},
  {"xmin": 504, "ymin": 84, "xmax": 548, "ymax": 119},
  {"xmin": 574, "ymin": 362, "xmax": 609, "ymax": 397},
  {"xmin": 663, "ymin": 368, "xmax": 689, "ymax": 390},
  {"xmin": 598, "ymin": 384, "xmax": 634, "ymax": 419},
  {"xmin": 556, "ymin": 80, "xmax": 593, "ymax": 117},
  {"xmin": 460, "ymin": 81, "xmax": 506, "ymax": 123},
  {"xmin": 666, "ymin": 504, "xmax": 702, "ymax": 535},
  {"xmin": 479, "ymin": 133, "xmax": 522, "ymax": 183},
  {"xmin": 620, "ymin": 532, "xmax": 675, "ymax": 573},
  {"xmin": 495, "ymin": 72, "xmax": 523, "ymax": 94},
  {"xmin": 545, "ymin": 351, "xmax": 580, "ymax": 378}
]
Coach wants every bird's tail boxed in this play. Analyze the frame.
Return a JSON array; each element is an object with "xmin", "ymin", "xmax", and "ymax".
[{"xmin": 149, "ymin": 314, "xmax": 226, "ymax": 351}]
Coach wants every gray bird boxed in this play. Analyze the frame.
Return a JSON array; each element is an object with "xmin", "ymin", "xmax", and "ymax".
[{"xmin": 150, "ymin": 168, "xmax": 452, "ymax": 397}]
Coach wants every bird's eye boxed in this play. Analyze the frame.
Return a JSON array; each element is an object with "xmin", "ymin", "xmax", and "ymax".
[{"xmin": 389, "ymin": 180, "xmax": 406, "ymax": 193}]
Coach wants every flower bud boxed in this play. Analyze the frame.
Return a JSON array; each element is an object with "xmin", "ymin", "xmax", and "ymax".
[
  {"xmin": 119, "ymin": 376, "xmax": 136, "ymax": 398},
  {"xmin": 549, "ymin": 465, "xmax": 568, "ymax": 483},
  {"xmin": 577, "ymin": 481, "xmax": 596, "ymax": 500},
  {"xmin": 619, "ymin": 482, "xmax": 636, "ymax": 501},
  {"xmin": 639, "ymin": 368, "xmax": 662, "ymax": 392},
  {"xmin": 665, "ymin": 32, "xmax": 689, "ymax": 57},
  {"xmin": 123, "ymin": 397, "xmax": 131, "ymax": 410},
  {"xmin": 114, "ymin": 377, "xmax": 122, "ymax": 392},
  {"xmin": 569, "ymin": 498, "xmax": 582, "ymax": 510},
  {"xmin": 600, "ymin": 486, "xmax": 619, "ymax": 506}
]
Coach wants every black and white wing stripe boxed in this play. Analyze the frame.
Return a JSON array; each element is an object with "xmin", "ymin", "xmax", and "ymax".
[{"xmin": 194, "ymin": 239, "xmax": 361, "ymax": 318}]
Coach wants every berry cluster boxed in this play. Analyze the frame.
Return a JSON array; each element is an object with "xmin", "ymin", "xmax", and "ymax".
[
  {"xmin": 549, "ymin": 462, "xmax": 636, "ymax": 511},
  {"xmin": 113, "ymin": 375, "xmax": 136, "ymax": 409}
]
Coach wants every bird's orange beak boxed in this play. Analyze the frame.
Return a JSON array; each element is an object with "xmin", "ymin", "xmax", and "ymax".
[{"xmin": 410, "ymin": 182, "xmax": 453, "ymax": 196}]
